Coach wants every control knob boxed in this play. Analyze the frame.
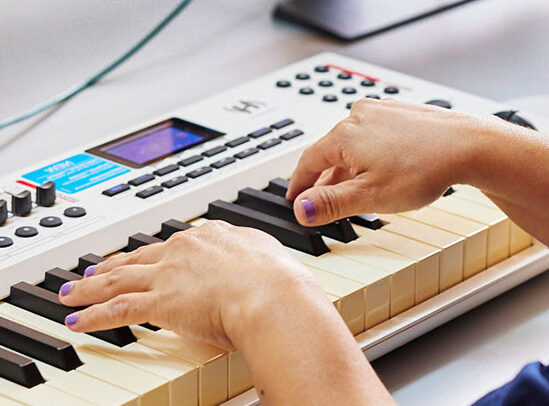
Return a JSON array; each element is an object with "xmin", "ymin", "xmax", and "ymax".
[
  {"xmin": 12, "ymin": 190, "xmax": 32, "ymax": 216},
  {"xmin": 36, "ymin": 181, "xmax": 56, "ymax": 207}
]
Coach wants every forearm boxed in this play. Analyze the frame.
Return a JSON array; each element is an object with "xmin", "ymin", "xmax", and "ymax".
[{"xmin": 227, "ymin": 279, "xmax": 394, "ymax": 405}]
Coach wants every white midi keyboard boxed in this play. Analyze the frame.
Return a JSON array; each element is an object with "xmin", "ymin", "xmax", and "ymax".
[{"xmin": 0, "ymin": 52, "xmax": 548, "ymax": 406}]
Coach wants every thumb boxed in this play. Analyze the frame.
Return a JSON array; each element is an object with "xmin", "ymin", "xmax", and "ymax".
[{"xmin": 293, "ymin": 180, "xmax": 368, "ymax": 226}]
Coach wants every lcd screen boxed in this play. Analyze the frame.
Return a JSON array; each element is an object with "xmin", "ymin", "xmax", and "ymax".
[{"xmin": 87, "ymin": 118, "xmax": 224, "ymax": 168}]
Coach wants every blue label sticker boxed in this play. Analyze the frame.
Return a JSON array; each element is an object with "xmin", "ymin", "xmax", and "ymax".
[{"xmin": 22, "ymin": 153, "xmax": 130, "ymax": 194}]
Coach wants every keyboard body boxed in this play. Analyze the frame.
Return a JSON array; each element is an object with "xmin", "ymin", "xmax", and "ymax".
[{"xmin": 0, "ymin": 52, "xmax": 548, "ymax": 406}]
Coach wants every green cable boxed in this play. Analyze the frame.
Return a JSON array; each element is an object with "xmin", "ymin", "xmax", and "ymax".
[{"xmin": 0, "ymin": 0, "xmax": 193, "ymax": 131}]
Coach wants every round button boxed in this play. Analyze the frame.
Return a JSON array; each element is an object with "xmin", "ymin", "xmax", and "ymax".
[
  {"xmin": 366, "ymin": 94, "xmax": 381, "ymax": 100},
  {"xmin": 361, "ymin": 79, "xmax": 376, "ymax": 87},
  {"xmin": 64, "ymin": 207, "xmax": 87, "ymax": 218},
  {"xmin": 39, "ymin": 216, "xmax": 63, "ymax": 228},
  {"xmin": 314, "ymin": 65, "xmax": 329, "ymax": 73},
  {"xmin": 15, "ymin": 227, "xmax": 38, "ymax": 238},
  {"xmin": 384, "ymin": 86, "xmax": 399, "ymax": 94},
  {"xmin": 0, "ymin": 237, "xmax": 13, "ymax": 248},
  {"xmin": 295, "ymin": 73, "xmax": 310, "ymax": 80},
  {"xmin": 426, "ymin": 99, "xmax": 452, "ymax": 109},
  {"xmin": 346, "ymin": 102, "xmax": 354, "ymax": 109},
  {"xmin": 342, "ymin": 87, "xmax": 357, "ymax": 95},
  {"xmin": 276, "ymin": 80, "xmax": 291, "ymax": 88},
  {"xmin": 299, "ymin": 87, "xmax": 314, "ymax": 95},
  {"xmin": 323, "ymin": 95, "xmax": 338, "ymax": 102},
  {"xmin": 337, "ymin": 72, "xmax": 352, "ymax": 80},
  {"xmin": 318, "ymin": 80, "xmax": 333, "ymax": 87}
]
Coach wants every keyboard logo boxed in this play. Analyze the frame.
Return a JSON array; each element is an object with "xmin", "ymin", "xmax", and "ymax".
[{"xmin": 224, "ymin": 100, "xmax": 268, "ymax": 114}]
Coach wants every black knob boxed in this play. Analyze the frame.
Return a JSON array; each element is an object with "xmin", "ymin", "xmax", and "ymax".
[
  {"xmin": 36, "ymin": 181, "xmax": 56, "ymax": 207},
  {"xmin": 0, "ymin": 200, "xmax": 7, "ymax": 225},
  {"xmin": 12, "ymin": 190, "xmax": 32, "ymax": 216}
]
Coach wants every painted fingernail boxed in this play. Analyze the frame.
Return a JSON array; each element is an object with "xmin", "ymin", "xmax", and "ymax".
[
  {"xmin": 300, "ymin": 198, "xmax": 316, "ymax": 223},
  {"xmin": 84, "ymin": 265, "xmax": 96, "ymax": 278},
  {"xmin": 60, "ymin": 282, "xmax": 73, "ymax": 297},
  {"xmin": 65, "ymin": 313, "xmax": 78, "ymax": 326}
]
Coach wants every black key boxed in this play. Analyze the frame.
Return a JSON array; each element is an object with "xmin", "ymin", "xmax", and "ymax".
[
  {"xmin": 361, "ymin": 79, "xmax": 376, "ymax": 87},
  {"xmin": 136, "ymin": 186, "xmax": 163, "ymax": 199},
  {"xmin": 265, "ymin": 177, "xmax": 289, "ymax": 197},
  {"xmin": 318, "ymin": 80, "xmax": 333, "ymax": 87},
  {"xmin": 128, "ymin": 174, "xmax": 155, "ymax": 186},
  {"xmin": 8, "ymin": 282, "xmax": 136, "ymax": 347},
  {"xmin": 36, "ymin": 181, "xmax": 56, "ymax": 207},
  {"xmin": 211, "ymin": 157, "xmax": 236, "ymax": 169},
  {"xmin": 366, "ymin": 94, "xmax": 381, "ymax": 100},
  {"xmin": 315, "ymin": 65, "xmax": 329, "ymax": 73},
  {"xmin": 225, "ymin": 137, "xmax": 250, "ymax": 148},
  {"xmin": 337, "ymin": 72, "xmax": 352, "ymax": 80},
  {"xmin": 258, "ymin": 138, "xmax": 282, "ymax": 150},
  {"xmin": 127, "ymin": 233, "xmax": 163, "ymax": 252},
  {"xmin": 0, "ymin": 199, "xmax": 7, "ymax": 225},
  {"xmin": 43, "ymin": 267, "xmax": 82, "ymax": 293},
  {"xmin": 0, "ymin": 316, "xmax": 82, "ymax": 371},
  {"xmin": 426, "ymin": 99, "xmax": 452, "ymax": 109},
  {"xmin": 15, "ymin": 226, "xmax": 38, "ymax": 238},
  {"xmin": 153, "ymin": 164, "xmax": 179, "ymax": 177},
  {"xmin": 384, "ymin": 86, "xmax": 399, "ymax": 94},
  {"xmin": 234, "ymin": 148, "xmax": 259, "ymax": 160},
  {"xmin": 0, "ymin": 237, "xmax": 13, "ymax": 248},
  {"xmin": 178, "ymin": 155, "xmax": 203, "ymax": 167},
  {"xmin": 202, "ymin": 145, "xmax": 227, "ymax": 157},
  {"xmin": 280, "ymin": 129, "xmax": 303, "ymax": 141},
  {"xmin": 342, "ymin": 87, "xmax": 356, "ymax": 94},
  {"xmin": 271, "ymin": 119, "xmax": 294, "ymax": 130},
  {"xmin": 350, "ymin": 214, "xmax": 384, "ymax": 230},
  {"xmin": 140, "ymin": 323, "xmax": 160, "ymax": 331},
  {"xmin": 39, "ymin": 216, "xmax": 62, "ymax": 228},
  {"xmin": 276, "ymin": 80, "xmax": 291, "ymax": 88},
  {"xmin": 12, "ymin": 190, "xmax": 32, "ymax": 216},
  {"xmin": 77, "ymin": 253, "xmax": 105, "ymax": 275},
  {"xmin": 159, "ymin": 219, "xmax": 193, "ymax": 241},
  {"xmin": 0, "ymin": 346, "xmax": 44, "ymax": 388},
  {"xmin": 299, "ymin": 87, "xmax": 314, "ymax": 95},
  {"xmin": 323, "ymin": 95, "xmax": 338, "ymax": 102},
  {"xmin": 186, "ymin": 166, "xmax": 213, "ymax": 179},
  {"xmin": 295, "ymin": 73, "xmax": 310, "ymax": 80},
  {"xmin": 64, "ymin": 206, "xmax": 86, "ymax": 218},
  {"xmin": 248, "ymin": 128, "xmax": 272, "ymax": 138},
  {"xmin": 207, "ymin": 200, "xmax": 329, "ymax": 256},
  {"xmin": 102, "ymin": 184, "xmax": 130, "ymax": 197},
  {"xmin": 443, "ymin": 187, "xmax": 455, "ymax": 197},
  {"xmin": 237, "ymin": 188, "xmax": 358, "ymax": 243},
  {"xmin": 161, "ymin": 176, "xmax": 188, "ymax": 189}
]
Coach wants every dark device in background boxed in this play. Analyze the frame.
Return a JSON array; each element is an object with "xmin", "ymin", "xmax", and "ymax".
[{"xmin": 273, "ymin": 0, "xmax": 480, "ymax": 41}]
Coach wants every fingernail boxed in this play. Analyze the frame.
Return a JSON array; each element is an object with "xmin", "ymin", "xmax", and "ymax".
[
  {"xmin": 65, "ymin": 313, "xmax": 78, "ymax": 326},
  {"xmin": 84, "ymin": 265, "xmax": 96, "ymax": 278},
  {"xmin": 60, "ymin": 282, "xmax": 73, "ymax": 297},
  {"xmin": 300, "ymin": 198, "xmax": 316, "ymax": 223}
]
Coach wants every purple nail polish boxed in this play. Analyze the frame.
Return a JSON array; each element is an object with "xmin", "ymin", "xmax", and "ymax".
[
  {"xmin": 84, "ymin": 265, "xmax": 96, "ymax": 278},
  {"xmin": 65, "ymin": 313, "xmax": 78, "ymax": 326},
  {"xmin": 60, "ymin": 282, "xmax": 73, "ymax": 297},
  {"xmin": 300, "ymin": 198, "xmax": 316, "ymax": 223}
]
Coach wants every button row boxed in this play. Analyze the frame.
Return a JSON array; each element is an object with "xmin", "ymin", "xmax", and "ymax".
[{"xmin": 0, "ymin": 181, "xmax": 58, "ymax": 226}]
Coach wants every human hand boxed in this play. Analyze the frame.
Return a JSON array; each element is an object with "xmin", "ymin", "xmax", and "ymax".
[
  {"xmin": 286, "ymin": 98, "xmax": 487, "ymax": 226},
  {"xmin": 58, "ymin": 220, "xmax": 318, "ymax": 349}
]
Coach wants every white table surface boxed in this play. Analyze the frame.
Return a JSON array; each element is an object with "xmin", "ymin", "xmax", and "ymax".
[{"xmin": 1, "ymin": 1, "xmax": 548, "ymax": 404}]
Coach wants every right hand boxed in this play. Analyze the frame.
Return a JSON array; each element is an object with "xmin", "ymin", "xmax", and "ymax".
[{"xmin": 286, "ymin": 98, "xmax": 488, "ymax": 226}]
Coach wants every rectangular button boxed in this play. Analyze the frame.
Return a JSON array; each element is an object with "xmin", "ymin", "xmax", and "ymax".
[
  {"xmin": 161, "ymin": 176, "xmax": 188, "ymax": 189},
  {"xmin": 202, "ymin": 145, "xmax": 227, "ymax": 157},
  {"xmin": 153, "ymin": 164, "xmax": 179, "ymax": 177},
  {"xmin": 127, "ymin": 233, "xmax": 163, "ymax": 252},
  {"xmin": 210, "ymin": 157, "xmax": 236, "ymax": 169},
  {"xmin": 248, "ymin": 127, "xmax": 272, "ymax": 138},
  {"xmin": 43, "ymin": 267, "xmax": 82, "ymax": 293},
  {"xmin": 128, "ymin": 174, "xmax": 155, "ymax": 186},
  {"xmin": 159, "ymin": 219, "xmax": 193, "ymax": 240},
  {"xmin": 178, "ymin": 155, "xmax": 203, "ymax": 167},
  {"xmin": 206, "ymin": 201, "xmax": 329, "ymax": 256},
  {"xmin": 280, "ymin": 129, "xmax": 303, "ymax": 140},
  {"xmin": 258, "ymin": 138, "xmax": 282, "ymax": 150},
  {"xmin": 136, "ymin": 185, "xmax": 163, "ymax": 199},
  {"xmin": 225, "ymin": 137, "xmax": 250, "ymax": 148},
  {"xmin": 102, "ymin": 184, "xmax": 130, "ymax": 197},
  {"xmin": 186, "ymin": 166, "xmax": 213, "ymax": 178},
  {"xmin": 77, "ymin": 253, "xmax": 105, "ymax": 275},
  {"xmin": 234, "ymin": 148, "xmax": 259, "ymax": 159},
  {"xmin": 271, "ymin": 118, "xmax": 294, "ymax": 129}
]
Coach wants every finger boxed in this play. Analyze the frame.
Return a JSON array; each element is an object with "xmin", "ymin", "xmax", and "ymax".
[
  {"xmin": 64, "ymin": 292, "xmax": 156, "ymax": 333},
  {"xmin": 59, "ymin": 264, "xmax": 156, "ymax": 307},
  {"xmin": 314, "ymin": 167, "xmax": 353, "ymax": 187},
  {"xmin": 293, "ymin": 179, "xmax": 372, "ymax": 226},
  {"xmin": 87, "ymin": 245, "xmax": 159, "ymax": 277}
]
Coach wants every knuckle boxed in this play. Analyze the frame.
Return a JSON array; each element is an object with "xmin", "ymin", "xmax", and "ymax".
[
  {"xmin": 317, "ymin": 188, "xmax": 341, "ymax": 220},
  {"xmin": 108, "ymin": 296, "xmax": 130, "ymax": 322},
  {"xmin": 104, "ymin": 267, "xmax": 125, "ymax": 289}
]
